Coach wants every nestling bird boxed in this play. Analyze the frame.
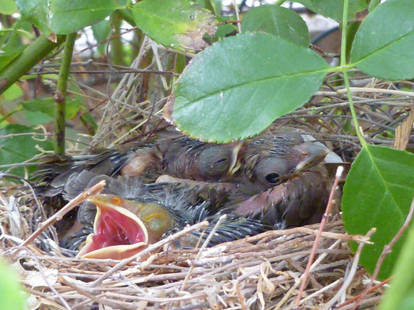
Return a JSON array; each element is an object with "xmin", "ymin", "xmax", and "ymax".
[
  {"xmin": 33, "ymin": 127, "xmax": 330, "ymax": 203},
  {"xmin": 78, "ymin": 193, "xmax": 269, "ymax": 259},
  {"xmin": 40, "ymin": 126, "xmax": 335, "ymax": 259},
  {"xmin": 33, "ymin": 143, "xmax": 161, "ymax": 197},
  {"xmin": 227, "ymin": 166, "xmax": 330, "ymax": 229},
  {"xmin": 62, "ymin": 150, "xmax": 331, "ymax": 259},
  {"xmin": 235, "ymin": 128, "xmax": 330, "ymax": 195},
  {"xmin": 217, "ymin": 128, "xmax": 333, "ymax": 229},
  {"xmin": 60, "ymin": 172, "xmax": 269, "ymax": 259},
  {"xmin": 34, "ymin": 133, "xmax": 242, "ymax": 197},
  {"xmin": 148, "ymin": 128, "xmax": 331, "ymax": 205},
  {"xmin": 158, "ymin": 135, "xmax": 243, "ymax": 181}
]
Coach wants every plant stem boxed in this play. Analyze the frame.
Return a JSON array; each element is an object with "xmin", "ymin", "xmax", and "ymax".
[
  {"xmin": 368, "ymin": 0, "xmax": 380, "ymax": 11},
  {"xmin": 54, "ymin": 33, "xmax": 76, "ymax": 155},
  {"xmin": 340, "ymin": 0, "xmax": 367, "ymax": 146},
  {"xmin": 0, "ymin": 35, "xmax": 64, "ymax": 94},
  {"xmin": 343, "ymin": 71, "xmax": 367, "ymax": 147},
  {"xmin": 130, "ymin": 30, "xmax": 141, "ymax": 60},
  {"xmin": 110, "ymin": 11, "xmax": 125, "ymax": 66},
  {"xmin": 340, "ymin": 1, "xmax": 349, "ymax": 68},
  {"xmin": 117, "ymin": 9, "xmax": 136, "ymax": 27}
]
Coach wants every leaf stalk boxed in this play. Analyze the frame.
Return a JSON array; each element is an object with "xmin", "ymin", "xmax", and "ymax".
[{"xmin": 340, "ymin": 0, "xmax": 367, "ymax": 147}]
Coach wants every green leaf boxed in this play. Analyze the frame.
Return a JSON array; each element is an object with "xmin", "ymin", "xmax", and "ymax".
[
  {"xmin": 22, "ymin": 98, "xmax": 52, "ymax": 115},
  {"xmin": 0, "ymin": 0, "xmax": 17, "ymax": 14},
  {"xmin": 241, "ymin": 5, "xmax": 309, "ymax": 47},
  {"xmin": 23, "ymin": 110, "xmax": 54, "ymax": 125},
  {"xmin": 377, "ymin": 217, "xmax": 414, "ymax": 310},
  {"xmin": 195, "ymin": 0, "xmax": 222, "ymax": 16},
  {"xmin": 168, "ymin": 33, "xmax": 328, "ymax": 142},
  {"xmin": 401, "ymin": 290, "xmax": 414, "ymax": 310},
  {"xmin": 0, "ymin": 19, "xmax": 32, "ymax": 49},
  {"xmin": 0, "ymin": 22, "xmax": 27, "ymax": 71},
  {"xmin": 48, "ymin": 0, "xmax": 126, "ymax": 34},
  {"xmin": 368, "ymin": 0, "xmax": 381, "ymax": 11},
  {"xmin": 65, "ymin": 98, "xmax": 81, "ymax": 120},
  {"xmin": 80, "ymin": 113, "xmax": 97, "ymax": 135},
  {"xmin": 214, "ymin": 23, "xmax": 237, "ymax": 40},
  {"xmin": 131, "ymin": 0, "xmax": 218, "ymax": 52},
  {"xmin": 296, "ymin": 0, "xmax": 368, "ymax": 21},
  {"xmin": 350, "ymin": 0, "xmax": 414, "ymax": 80},
  {"xmin": 0, "ymin": 52, "xmax": 16, "ymax": 71},
  {"xmin": 0, "ymin": 124, "xmax": 54, "ymax": 175},
  {"xmin": 3, "ymin": 84, "xmax": 23, "ymax": 101},
  {"xmin": 17, "ymin": 0, "xmax": 126, "ymax": 34},
  {"xmin": 342, "ymin": 145, "xmax": 414, "ymax": 280},
  {"xmin": 208, "ymin": 0, "xmax": 222, "ymax": 16},
  {"xmin": 21, "ymin": 97, "xmax": 81, "ymax": 125},
  {"xmin": 91, "ymin": 19, "xmax": 111, "ymax": 54},
  {"xmin": 0, "ymin": 260, "xmax": 26, "ymax": 310},
  {"xmin": 15, "ymin": 0, "xmax": 50, "ymax": 34},
  {"xmin": 0, "ymin": 48, "xmax": 24, "ymax": 71}
]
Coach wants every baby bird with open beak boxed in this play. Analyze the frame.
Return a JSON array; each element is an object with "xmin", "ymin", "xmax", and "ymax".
[{"xmin": 61, "ymin": 173, "xmax": 269, "ymax": 259}]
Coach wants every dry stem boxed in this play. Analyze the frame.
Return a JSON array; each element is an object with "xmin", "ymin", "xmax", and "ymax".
[
  {"xmin": 294, "ymin": 166, "xmax": 344, "ymax": 307},
  {"xmin": 21, "ymin": 180, "xmax": 106, "ymax": 247}
]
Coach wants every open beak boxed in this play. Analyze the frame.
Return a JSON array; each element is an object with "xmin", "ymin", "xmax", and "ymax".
[
  {"xmin": 78, "ymin": 195, "xmax": 149, "ymax": 260},
  {"xmin": 292, "ymin": 142, "xmax": 329, "ymax": 173}
]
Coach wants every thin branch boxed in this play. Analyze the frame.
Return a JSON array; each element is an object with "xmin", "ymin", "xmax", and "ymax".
[
  {"xmin": 294, "ymin": 166, "xmax": 344, "ymax": 306},
  {"xmin": 21, "ymin": 180, "xmax": 106, "ymax": 247},
  {"xmin": 316, "ymin": 87, "xmax": 414, "ymax": 98},
  {"xmin": 30, "ymin": 69, "xmax": 178, "ymax": 75},
  {"xmin": 0, "ymin": 35, "xmax": 65, "ymax": 93},
  {"xmin": 54, "ymin": 33, "xmax": 77, "ymax": 155},
  {"xmin": 232, "ymin": 0, "xmax": 241, "ymax": 33},
  {"xmin": 337, "ymin": 277, "xmax": 392, "ymax": 309}
]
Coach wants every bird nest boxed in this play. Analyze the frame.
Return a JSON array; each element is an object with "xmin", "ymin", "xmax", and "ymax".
[{"xmin": 0, "ymin": 184, "xmax": 381, "ymax": 310}]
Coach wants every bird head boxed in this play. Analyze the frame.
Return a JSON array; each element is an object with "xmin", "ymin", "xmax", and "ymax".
[
  {"xmin": 195, "ymin": 141, "xmax": 244, "ymax": 179},
  {"xmin": 241, "ymin": 138, "xmax": 329, "ymax": 193},
  {"xmin": 160, "ymin": 136, "xmax": 244, "ymax": 182},
  {"xmin": 78, "ymin": 194, "xmax": 175, "ymax": 259}
]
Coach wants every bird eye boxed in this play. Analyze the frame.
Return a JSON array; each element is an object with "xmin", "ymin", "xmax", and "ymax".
[
  {"xmin": 253, "ymin": 157, "xmax": 290, "ymax": 188},
  {"xmin": 214, "ymin": 157, "xmax": 229, "ymax": 168},
  {"xmin": 265, "ymin": 172, "xmax": 280, "ymax": 184},
  {"xmin": 216, "ymin": 158, "xmax": 229, "ymax": 164},
  {"xmin": 198, "ymin": 148, "xmax": 231, "ymax": 178}
]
